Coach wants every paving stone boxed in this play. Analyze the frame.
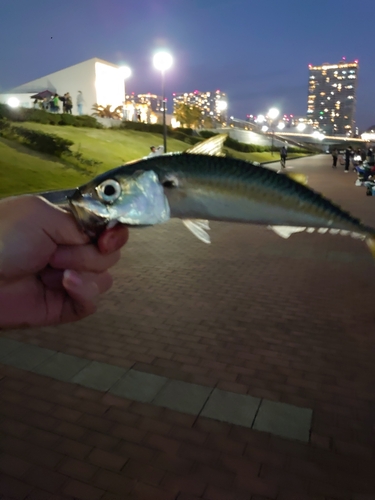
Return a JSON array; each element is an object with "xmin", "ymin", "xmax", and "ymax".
[
  {"xmin": 201, "ymin": 388, "xmax": 260, "ymax": 427},
  {"xmin": 110, "ymin": 369, "xmax": 168, "ymax": 402},
  {"xmin": 253, "ymin": 399, "xmax": 312, "ymax": 442},
  {"xmin": 0, "ymin": 338, "xmax": 24, "ymax": 358},
  {"xmin": 0, "ymin": 343, "xmax": 55, "ymax": 370},
  {"xmin": 153, "ymin": 380, "xmax": 212, "ymax": 415},
  {"xmin": 32, "ymin": 352, "xmax": 90, "ymax": 381},
  {"xmin": 71, "ymin": 361, "xmax": 127, "ymax": 391}
]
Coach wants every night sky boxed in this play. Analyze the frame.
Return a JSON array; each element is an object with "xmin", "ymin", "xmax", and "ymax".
[{"xmin": 1, "ymin": 0, "xmax": 374, "ymax": 130}]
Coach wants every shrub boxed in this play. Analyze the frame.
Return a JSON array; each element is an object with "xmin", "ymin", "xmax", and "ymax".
[
  {"xmin": 58, "ymin": 114, "xmax": 76, "ymax": 126},
  {"xmin": 120, "ymin": 121, "xmax": 165, "ymax": 134},
  {"xmin": 1, "ymin": 124, "xmax": 74, "ymax": 156},
  {"xmin": 199, "ymin": 130, "xmax": 219, "ymax": 139},
  {"xmin": 73, "ymin": 115, "xmax": 102, "ymax": 128},
  {"xmin": 0, "ymin": 104, "xmax": 101, "ymax": 128},
  {"xmin": 175, "ymin": 127, "xmax": 194, "ymax": 136}
]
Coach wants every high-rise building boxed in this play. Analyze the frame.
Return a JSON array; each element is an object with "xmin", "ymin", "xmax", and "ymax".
[
  {"xmin": 306, "ymin": 59, "xmax": 358, "ymax": 136},
  {"xmin": 173, "ymin": 90, "xmax": 228, "ymax": 124}
]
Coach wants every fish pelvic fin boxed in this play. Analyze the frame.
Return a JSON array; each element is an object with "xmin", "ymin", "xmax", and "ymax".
[
  {"xmin": 366, "ymin": 237, "xmax": 375, "ymax": 259},
  {"xmin": 285, "ymin": 173, "xmax": 309, "ymax": 186},
  {"xmin": 182, "ymin": 219, "xmax": 211, "ymax": 244}
]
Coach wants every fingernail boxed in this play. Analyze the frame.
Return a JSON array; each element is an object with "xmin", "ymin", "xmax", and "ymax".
[{"xmin": 63, "ymin": 269, "xmax": 83, "ymax": 287}]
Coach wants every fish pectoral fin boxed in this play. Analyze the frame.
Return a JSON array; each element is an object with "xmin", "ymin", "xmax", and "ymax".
[
  {"xmin": 182, "ymin": 219, "xmax": 211, "ymax": 244},
  {"xmin": 268, "ymin": 225, "xmax": 306, "ymax": 239}
]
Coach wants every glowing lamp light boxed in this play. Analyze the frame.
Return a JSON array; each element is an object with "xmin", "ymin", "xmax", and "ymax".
[
  {"xmin": 153, "ymin": 51, "xmax": 173, "ymax": 72},
  {"xmin": 257, "ymin": 114, "xmax": 265, "ymax": 123},
  {"xmin": 7, "ymin": 97, "xmax": 19, "ymax": 108},
  {"xmin": 297, "ymin": 123, "xmax": 306, "ymax": 132},
  {"xmin": 119, "ymin": 66, "xmax": 131, "ymax": 79},
  {"xmin": 312, "ymin": 131, "xmax": 324, "ymax": 140},
  {"xmin": 277, "ymin": 122, "xmax": 285, "ymax": 130},
  {"xmin": 261, "ymin": 125, "xmax": 269, "ymax": 132},
  {"xmin": 268, "ymin": 107, "xmax": 279, "ymax": 120}
]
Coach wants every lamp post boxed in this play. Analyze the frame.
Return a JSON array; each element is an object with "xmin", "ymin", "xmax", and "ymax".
[
  {"xmin": 119, "ymin": 66, "xmax": 132, "ymax": 121},
  {"xmin": 268, "ymin": 107, "xmax": 279, "ymax": 156},
  {"xmin": 153, "ymin": 51, "xmax": 173, "ymax": 153}
]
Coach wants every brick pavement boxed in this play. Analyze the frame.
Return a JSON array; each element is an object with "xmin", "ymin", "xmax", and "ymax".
[{"xmin": 1, "ymin": 154, "xmax": 375, "ymax": 498}]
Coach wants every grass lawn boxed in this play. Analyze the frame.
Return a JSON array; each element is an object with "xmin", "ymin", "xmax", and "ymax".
[
  {"xmin": 18, "ymin": 123, "xmax": 189, "ymax": 170},
  {"xmin": 0, "ymin": 122, "xmax": 311, "ymax": 198},
  {"xmin": 0, "ymin": 140, "xmax": 90, "ymax": 197}
]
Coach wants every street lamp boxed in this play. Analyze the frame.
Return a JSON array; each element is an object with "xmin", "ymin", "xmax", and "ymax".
[
  {"xmin": 153, "ymin": 51, "xmax": 173, "ymax": 153},
  {"xmin": 119, "ymin": 66, "xmax": 132, "ymax": 121},
  {"xmin": 267, "ymin": 108, "xmax": 279, "ymax": 156}
]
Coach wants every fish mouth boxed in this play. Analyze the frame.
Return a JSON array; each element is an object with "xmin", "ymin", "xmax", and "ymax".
[{"xmin": 68, "ymin": 189, "xmax": 111, "ymax": 240}]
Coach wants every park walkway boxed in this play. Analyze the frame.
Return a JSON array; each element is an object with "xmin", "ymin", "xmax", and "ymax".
[{"xmin": 1, "ymin": 154, "xmax": 375, "ymax": 499}]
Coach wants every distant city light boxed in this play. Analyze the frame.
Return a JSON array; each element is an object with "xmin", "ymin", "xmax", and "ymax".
[
  {"xmin": 7, "ymin": 97, "xmax": 19, "ymax": 108},
  {"xmin": 257, "ymin": 114, "xmax": 265, "ymax": 123},
  {"xmin": 217, "ymin": 100, "xmax": 227, "ymax": 111},
  {"xmin": 261, "ymin": 125, "xmax": 269, "ymax": 132},
  {"xmin": 277, "ymin": 122, "xmax": 285, "ymax": 130},
  {"xmin": 297, "ymin": 123, "xmax": 306, "ymax": 132}
]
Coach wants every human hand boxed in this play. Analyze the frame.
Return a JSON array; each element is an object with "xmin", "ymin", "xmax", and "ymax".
[{"xmin": 0, "ymin": 196, "xmax": 128, "ymax": 329}]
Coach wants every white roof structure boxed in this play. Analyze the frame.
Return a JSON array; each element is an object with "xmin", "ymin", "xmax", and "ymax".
[{"xmin": 0, "ymin": 58, "xmax": 128, "ymax": 115}]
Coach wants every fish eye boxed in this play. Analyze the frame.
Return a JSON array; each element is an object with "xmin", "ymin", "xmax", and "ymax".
[
  {"xmin": 162, "ymin": 176, "xmax": 179, "ymax": 188},
  {"xmin": 97, "ymin": 179, "xmax": 121, "ymax": 203}
]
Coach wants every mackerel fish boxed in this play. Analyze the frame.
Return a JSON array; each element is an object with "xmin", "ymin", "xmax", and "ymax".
[{"xmin": 67, "ymin": 152, "xmax": 375, "ymax": 257}]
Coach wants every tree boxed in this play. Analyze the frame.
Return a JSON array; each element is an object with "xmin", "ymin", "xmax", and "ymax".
[
  {"xmin": 202, "ymin": 116, "xmax": 214, "ymax": 129},
  {"xmin": 174, "ymin": 103, "xmax": 203, "ymax": 129},
  {"xmin": 91, "ymin": 104, "xmax": 123, "ymax": 119}
]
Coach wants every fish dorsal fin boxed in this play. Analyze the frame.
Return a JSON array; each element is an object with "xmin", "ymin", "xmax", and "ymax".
[
  {"xmin": 268, "ymin": 226, "xmax": 306, "ymax": 239},
  {"xmin": 182, "ymin": 219, "xmax": 211, "ymax": 244},
  {"xmin": 185, "ymin": 134, "xmax": 227, "ymax": 156}
]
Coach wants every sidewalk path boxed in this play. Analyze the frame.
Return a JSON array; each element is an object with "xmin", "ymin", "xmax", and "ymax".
[{"xmin": 1, "ymin": 154, "xmax": 375, "ymax": 499}]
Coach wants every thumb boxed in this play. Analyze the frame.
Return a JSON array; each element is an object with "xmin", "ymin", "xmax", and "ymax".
[{"xmin": 61, "ymin": 270, "xmax": 99, "ymax": 321}]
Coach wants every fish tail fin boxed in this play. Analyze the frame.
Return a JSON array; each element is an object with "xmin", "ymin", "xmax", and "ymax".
[{"xmin": 366, "ymin": 237, "xmax": 375, "ymax": 259}]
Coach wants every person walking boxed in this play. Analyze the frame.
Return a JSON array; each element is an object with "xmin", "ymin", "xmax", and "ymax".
[
  {"xmin": 280, "ymin": 146, "xmax": 287, "ymax": 170},
  {"xmin": 52, "ymin": 93, "xmax": 60, "ymax": 113},
  {"xmin": 344, "ymin": 146, "xmax": 353, "ymax": 173},
  {"xmin": 331, "ymin": 148, "xmax": 338, "ymax": 168},
  {"xmin": 65, "ymin": 92, "xmax": 73, "ymax": 114},
  {"xmin": 77, "ymin": 91, "xmax": 84, "ymax": 115},
  {"xmin": 367, "ymin": 148, "xmax": 374, "ymax": 165}
]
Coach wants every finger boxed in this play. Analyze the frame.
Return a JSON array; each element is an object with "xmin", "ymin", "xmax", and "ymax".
[
  {"xmin": 61, "ymin": 270, "xmax": 113, "ymax": 322},
  {"xmin": 36, "ymin": 197, "xmax": 91, "ymax": 246},
  {"xmin": 39, "ymin": 267, "xmax": 65, "ymax": 291},
  {"xmin": 98, "ymin": 225, "xmax": 129, "ymax": 255},
  {"xmin": 0, "ymin": 196, "xmax": 90, "ymax": 281},
  {"xmin": 50, "ymin": 244, "xmax": 121, "ymax": 273}
]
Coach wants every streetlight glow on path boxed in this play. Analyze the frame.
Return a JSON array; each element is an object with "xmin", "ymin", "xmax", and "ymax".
[
  {"xmin": 153, "ymin": 51, "xmax": 173, "ymax": 153},
  {"xmin": 119, "ymin": 66, "xmax": 132, "ymax": 121}
]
